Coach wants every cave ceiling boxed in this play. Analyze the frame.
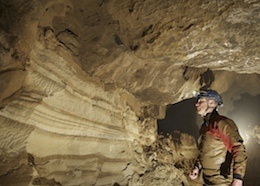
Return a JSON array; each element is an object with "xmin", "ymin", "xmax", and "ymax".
[{"xmin": 1, "ymin": 0, "xmax": 259, "ymax": 107}]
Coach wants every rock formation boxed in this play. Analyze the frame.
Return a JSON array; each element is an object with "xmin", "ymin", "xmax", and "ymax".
[{"xmin": 0, "ymin": 0, "xmax": 259, "ymax": 185}]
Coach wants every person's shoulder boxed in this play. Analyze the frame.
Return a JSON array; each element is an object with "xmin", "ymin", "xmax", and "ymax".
[
  {"xmin": 217, "ymin": 115, "xmax": 238, "ymax": 129},
  {"xmin": 214, "ymin": 113, "xmax": 228, "ymax": 122},
  {"xmin": 220, "ymin": 114, "xmax": 235, "ymax": 123}
]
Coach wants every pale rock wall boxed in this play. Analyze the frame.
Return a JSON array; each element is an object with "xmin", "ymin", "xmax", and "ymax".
[
  {"xmin": 0, "ymin": 39, "xmax": 139, "ymax": 185},
  {"xmin": 0, "ymin": 118, "xmax": 34, "ymax": 185},
  {"xmin": 0, "ymin": 30, "xmax": 196, "ymax": 185}
]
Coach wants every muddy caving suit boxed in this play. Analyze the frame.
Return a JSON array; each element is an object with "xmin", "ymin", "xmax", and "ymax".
[{"xmin": 196, "ymin": 109, "xmax": 247, "ymax": 185}]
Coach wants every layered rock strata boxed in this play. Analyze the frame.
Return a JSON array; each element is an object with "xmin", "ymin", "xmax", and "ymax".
[{"xmin": 0, "ymin": 0, "xmax": 259, "ymax": 185}]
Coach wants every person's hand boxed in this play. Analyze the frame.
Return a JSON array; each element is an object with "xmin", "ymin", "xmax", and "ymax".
[
  {"xmin": 189, "ymin": 166, "xmax": 199, "ymax": 180},
  {"xmin": 231, "ymin": 179, "xmax": 243, "ymax": 186}
]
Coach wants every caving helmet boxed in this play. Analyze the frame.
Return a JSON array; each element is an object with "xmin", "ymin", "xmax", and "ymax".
[{"xmin": 193, "ymin": 89, "xmax": 223, "ymax": 107}]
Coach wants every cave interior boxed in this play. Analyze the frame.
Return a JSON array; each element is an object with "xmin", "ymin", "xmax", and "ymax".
[{"xmin": 0, "ymin": 0, "xmax": 259, "ymax": 185}]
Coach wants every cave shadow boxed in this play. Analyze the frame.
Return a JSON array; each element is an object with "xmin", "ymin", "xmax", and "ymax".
[{"xmin": 157, "ymin": 98, "xmax": 199, "ymax": 139}]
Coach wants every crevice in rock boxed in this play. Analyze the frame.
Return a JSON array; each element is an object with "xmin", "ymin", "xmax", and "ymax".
[{"xmin": 199, "ymin": 68, "xmax": 215, "ymax": 90}]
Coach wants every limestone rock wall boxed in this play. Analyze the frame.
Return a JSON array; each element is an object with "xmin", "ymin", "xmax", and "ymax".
[
  {"xmin": 0, "ymin": 29, "xmax": 197, "ymax": 185},
  {"xmin": 0, "ymin": 0, "xmax": 259, "ymax": 185},
  {"xmin": 0, "ymin": 36, "xmax": 142, "ymax": 185}
]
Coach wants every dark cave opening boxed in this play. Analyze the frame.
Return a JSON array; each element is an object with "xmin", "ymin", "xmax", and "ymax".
[{"xmin": 157, "ymin": 98, "xmax": 199, "ymax": 139}]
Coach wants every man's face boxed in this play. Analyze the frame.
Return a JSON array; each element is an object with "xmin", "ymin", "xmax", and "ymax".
[{"xmin": 195, "ymin": 97, "xmax": 208, "ymax": 116}]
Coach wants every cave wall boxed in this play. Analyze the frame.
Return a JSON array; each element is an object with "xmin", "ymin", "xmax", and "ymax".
[
  {"xmin": 0, "ymin": 24, "xmax": 196, "ymax": 186},
  {"xmin": 0, "ymin": 0, "xmax": 259, "ymax": 185},
  {"xmin": 1, "ymin": 39, "xmax": 140, "ymax": 185}
]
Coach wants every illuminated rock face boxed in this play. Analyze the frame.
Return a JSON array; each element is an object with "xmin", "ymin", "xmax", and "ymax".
[{"xmin": 0, "ymin": 0, "xmax": 259, "ymax": 185}]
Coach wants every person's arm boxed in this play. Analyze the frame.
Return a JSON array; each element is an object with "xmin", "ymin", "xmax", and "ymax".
[
  {"xmin": 189, "ymin": 159, "xmax": 202, "ymax": 180},
  {"xmin": 218, "ymin": 119, "xmax": 247, "ymax": 182},
  {"xmin": 189, "ymin": 166, "xmax": 199, "ymax": 180},
  {"xmin": 231, "ymin": 178, "xmax": 243, "ymax": 186}
]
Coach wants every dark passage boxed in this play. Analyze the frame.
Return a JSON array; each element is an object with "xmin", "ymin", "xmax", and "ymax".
[{"xmin": 157, "ymin": 98, "xmax": 199, "ymax": 139}]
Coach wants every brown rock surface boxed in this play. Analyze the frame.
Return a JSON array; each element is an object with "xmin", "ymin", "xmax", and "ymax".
[{"xmin": 0, "ymin": 0, "xmax": 259, "ymax": 185}]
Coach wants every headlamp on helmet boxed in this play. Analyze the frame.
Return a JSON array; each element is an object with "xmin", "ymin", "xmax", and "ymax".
[{"xmin": 193, "ymin": 90, "xmax": 223, "ymax": 107}]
